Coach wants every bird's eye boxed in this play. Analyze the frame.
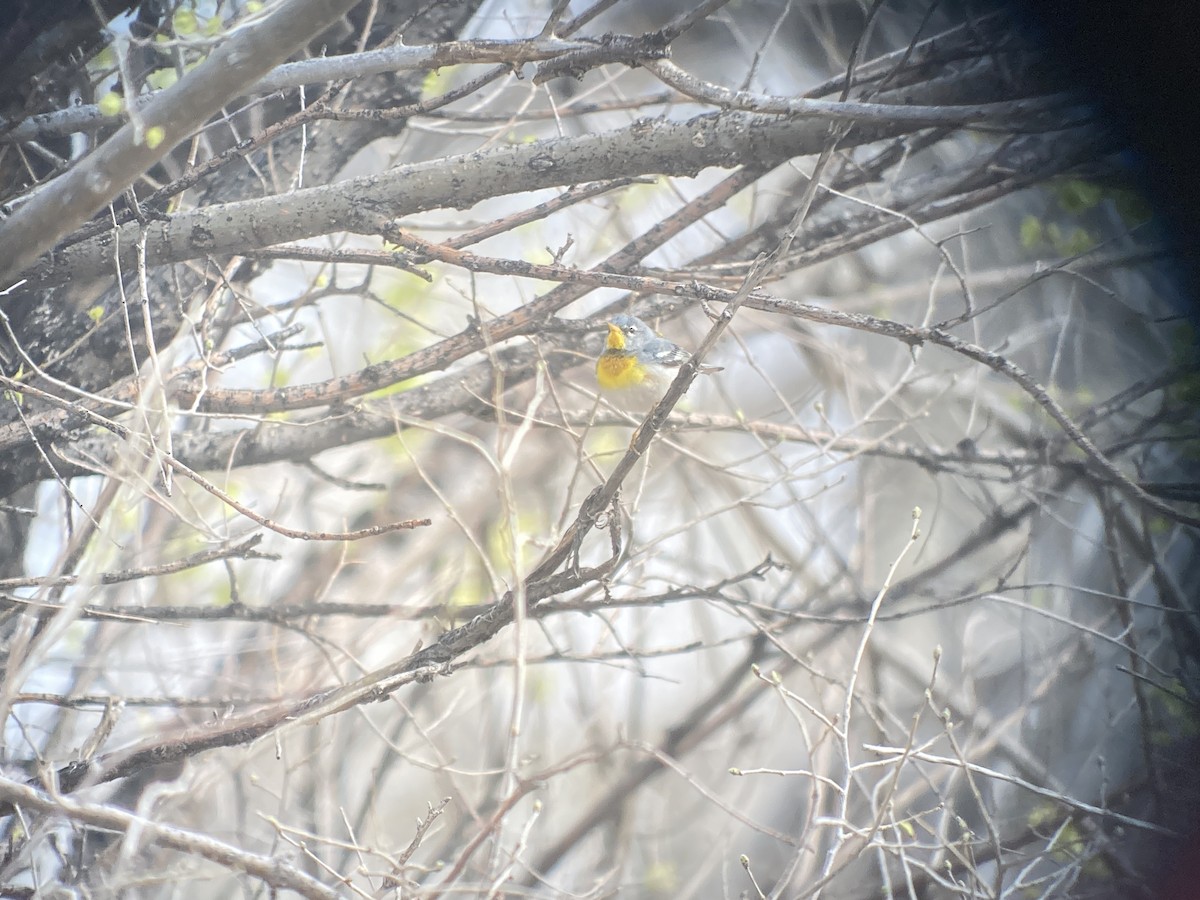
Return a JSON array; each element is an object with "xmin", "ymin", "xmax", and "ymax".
[{"xmin": 625, "ymin": 326, "xmax": 636, "ymax": 334}]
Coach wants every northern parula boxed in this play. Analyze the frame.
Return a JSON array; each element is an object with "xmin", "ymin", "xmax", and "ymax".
[{"xmin": 596, "ymin": 314, "xmax": 723, "ymax": 405}]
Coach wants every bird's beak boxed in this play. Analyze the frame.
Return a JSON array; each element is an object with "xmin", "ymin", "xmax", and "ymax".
[{"xmin": 605, "ymin": 322, "xmax": 624, "ymax": 348}]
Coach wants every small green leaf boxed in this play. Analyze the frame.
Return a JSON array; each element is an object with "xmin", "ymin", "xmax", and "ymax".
[
  {"xmin": 87, "ymin": 305, "xmax": 105, "ymax": 323},
  {"xmin": 146, "ymin": 67, "xmax": 179, "ymax": 90},
  {"xmin": 1056, "ymin": 178, "xmax": 1103, "ymax": 214},
  {"xmin": 644, "ymin": 861, "xmax": 678, "ymax": 895},
  {"xmin": 1147, "ymin": 517, "xmax": 1172, "ymax": 536},
  {"xmin": 1022, "ymin": 213, "xmax": 1051, "ymax": 248},
  {"xmin": 173, "ymin": 8, "xmax": 198, "ymax": 34},
  {"xmin": 1060, "ymin": 227, "xmax": 1096, "ymax": 256},
  {"xmin": 3, "ymin": 365, "xmax": 25, "ymax": 405},
  {"xmin": 421, "ymin": 68, "xmax": 447, "ymax": 99},
  {"xmin": 144, "ymin": 125, "xmax": 166, "ymax": 149},
  {"xmin": 98, "ymin": 92, "xmax": 124, "ymax": 116},
  {"xmin": 1027, "ymin": 802, "xmax": 1056, "ymax": 829}
]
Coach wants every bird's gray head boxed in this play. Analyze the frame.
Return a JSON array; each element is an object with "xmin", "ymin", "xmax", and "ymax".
[{"xmin": 608, "ymin": 314, "xmax": 653, "ymax": 339}]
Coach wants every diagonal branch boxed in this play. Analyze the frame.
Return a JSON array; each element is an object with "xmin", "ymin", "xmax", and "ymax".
[
  {"xmin": 16, "ymin": 66, "xmax": 1079, "ymax": 291},
  {"xmin": 0, "ymin": 0, "xmax": 364, "ymax": 287}
]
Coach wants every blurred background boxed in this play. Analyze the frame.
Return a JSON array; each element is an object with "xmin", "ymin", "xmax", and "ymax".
[{"xmin": 0, "ymin": 1, "xmax": 1197, "ymax": 897}]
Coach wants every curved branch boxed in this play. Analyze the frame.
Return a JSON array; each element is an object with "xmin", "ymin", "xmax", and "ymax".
[
  {"xmin": 0, "ymin": 0, "xmax": 363, "ymax": 287},
  {"xmin": 0, "ymin": 775, "xmax": 341, "ymax": 900},
  {"xmin": 18, "ymin": 62, "xmax": 1074, "ymax": 291}
]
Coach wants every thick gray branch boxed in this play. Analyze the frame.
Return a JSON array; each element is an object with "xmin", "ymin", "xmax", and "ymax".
[
  {"xmin": 19, "ymin": 74, "xmax": 1068, "ymax": 291},
  {"xmin": 1, "ymin": 35, "xmax": 663, "ymax": 144},
  {"xmin": 0, "ymin": 0, "xmax": 363, "ymax": 288}
]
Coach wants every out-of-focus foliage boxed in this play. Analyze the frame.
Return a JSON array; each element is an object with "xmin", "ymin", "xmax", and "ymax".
[{"xmin": 0, "ymin": 1, "xmax": 1195, "ymax": 898}]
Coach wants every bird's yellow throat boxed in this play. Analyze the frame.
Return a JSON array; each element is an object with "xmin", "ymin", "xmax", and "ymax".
[{"xmin": 605, "ymin": 322, "xmax": 627, "ymax": 350}]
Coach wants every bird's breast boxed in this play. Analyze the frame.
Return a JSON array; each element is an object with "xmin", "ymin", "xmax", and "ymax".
[{"xmin": 596, "ymin": 352, "xmax": 645, "ymax": 389}]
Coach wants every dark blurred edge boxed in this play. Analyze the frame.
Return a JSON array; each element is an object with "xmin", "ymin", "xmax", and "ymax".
[
  {"xmin": 1012, "ymin": 0, "xmax": 1200, "ymax": 313},
  {"xmin": 1012, "ymin": 0, "xmax": 1200, "ymax": 894}
]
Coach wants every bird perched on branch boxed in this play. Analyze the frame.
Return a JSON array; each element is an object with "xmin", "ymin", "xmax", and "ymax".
[{"xmin": 595, "ymin": 313, "xmax": 722, "ymax": 407}]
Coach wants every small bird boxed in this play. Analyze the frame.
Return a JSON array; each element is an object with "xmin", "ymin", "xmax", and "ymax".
[{"xmin": 595, "ymin": 313, "xmax": 722, "ymax": 406}]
